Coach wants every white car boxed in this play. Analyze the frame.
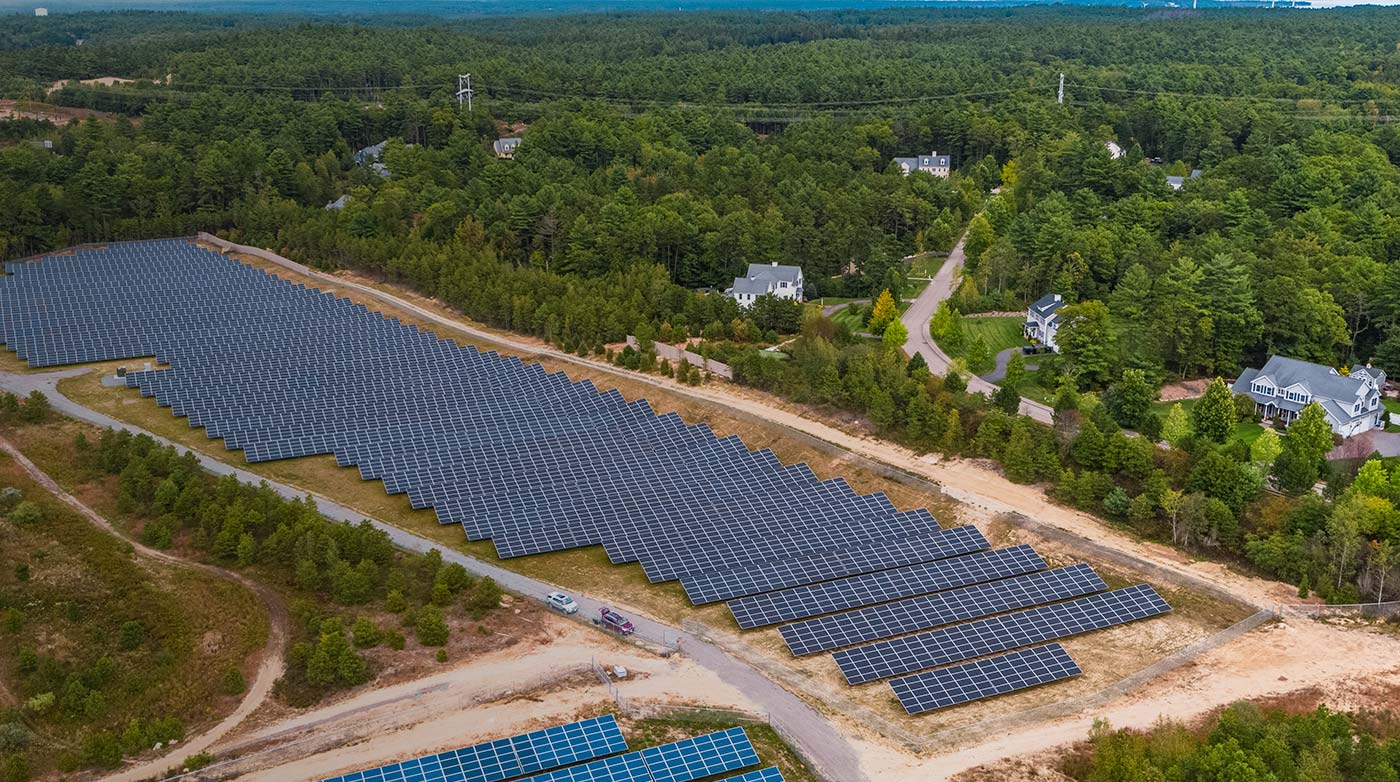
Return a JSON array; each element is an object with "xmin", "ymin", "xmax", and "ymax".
[{"xmin": 546, "ymin": 591, "xmax": 579, "ymax": 614}]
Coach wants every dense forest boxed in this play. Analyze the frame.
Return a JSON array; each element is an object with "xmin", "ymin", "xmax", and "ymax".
[{"xmin": 6, "ymin": 8, "xmax": 1400, "ymax": 604}]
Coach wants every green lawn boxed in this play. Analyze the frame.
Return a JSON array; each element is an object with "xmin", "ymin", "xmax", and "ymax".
[
  {"xmin": 831, "ymin": 304, "xmax": 866, "ymax": 332},
  {"xmin": 962, "ymin": 316, "xmax": 1028, "ymax": 355},
  {"xmin": 908, "ymin": 254, "xmax": 947, "ymax": 278},
  {"xmin": 1384, "ymin": 398, "xmax": 1400, "ymax": 432},
  {"xmin": 1152, "ymin": 397, "xmax": 1266, "ymax": 446}
]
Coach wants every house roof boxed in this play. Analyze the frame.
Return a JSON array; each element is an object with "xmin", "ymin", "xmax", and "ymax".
[
  {"xmin": 325, "ymin": 195, "xmax": 349, "ymax": 210},
  {"xmin": 1030, "ymin": 293, "xmax": 1064, "ymax": 318},
  {"xmin": 894, "ymin": 151, "xmax": 950, "ymax": 172},
  {"xmin": 1233, "ymin": 355, "xmax": 1381, "ymax": 424},
  {"xmin": 744, "ymin": 263, "xmax": 802, "ymax": 284},
  {"xmin": 493, "ymin": 137, "xmax": 522, "ymax": 155},
  {"xmin": 730, "ymin": 277, "xmax": 772, "ymax": 296},
  {"xmin": 353, "ymin": 140, "xmax": 387, "ymax": 164}
]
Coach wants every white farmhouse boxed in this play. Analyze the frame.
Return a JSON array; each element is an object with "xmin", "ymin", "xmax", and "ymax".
[
  {"xmin": 1105, "ymin": 140, "xmax": 1125, "ymax": 160},
  {"xmin": 893, "ymin": 150, "xmax": 951, "ymax": 178},
  {"xmin": 1233, "ymin": 355, "xmax": 1387, "ymax": 438},
  {"xmin": 1023, "ymin": 293, "xmax": 1064, "ymax": 352},
  {"xmin": 726, "ymin": 262, "xmax": 804, "ymax": 308},
  {"xmin": 493, "ymin": 137, "xmax": 522, "ymax": 159}
]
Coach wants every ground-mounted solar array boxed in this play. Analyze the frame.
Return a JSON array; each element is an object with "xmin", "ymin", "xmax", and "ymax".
[
  {"xmin": 320, "ymin": 718, "xmax": 776, "ymax": 782},
  {"xmin": 321, "ymin": 716, "xmax": 627, "ymax": 782},
  {"xmin": 2, "ymin": 239, "xmax": 1174, "ymax": 712}
]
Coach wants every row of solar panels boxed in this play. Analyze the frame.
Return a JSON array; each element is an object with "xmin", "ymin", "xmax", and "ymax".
[
  {"xmin": 0, "ymin": 240, "xmax": 1174, "ymax": 715},
  {"xmin": 319, "ymin": 715, "xmax": 781, "ymax": 782}
]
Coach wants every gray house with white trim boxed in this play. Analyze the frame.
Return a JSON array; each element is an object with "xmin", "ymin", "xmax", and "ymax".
[
  {"xmin": 1024, "ymin": 293, "xmax": 1064, "ymax": 352},
  {"xmin": 893, "ymin": 151, "xmax": 951, "ymax": 178},
  {"xmin": 726, "ymin": 262, "xmax": 804, "ymax": 308},
  {"xmin": 1233, "ymin": 355, "xmax": 1387, "ymax": 438}
]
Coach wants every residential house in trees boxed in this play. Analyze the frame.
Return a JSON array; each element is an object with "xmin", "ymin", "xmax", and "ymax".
[
  {"xmin": 726, "ymin": 262, "xmax": 804, "ymax": 307},
  {"xmin": 1023, "ymin": 293, "xmax": 1065, "ymax": 352},
  {"xmin": 1166, "ymin": 169, "xmax": 1203, "ymax": 190},
  {"xmin": 1233, "ymin": 355, "xmax": 1387, "ymax": 438},
  {"xmin": 893, "ymin": 151, "xmax": 951, "ymax": 178},
  {"xmin": 493, "ymin": 137, "xmax": 522, "ymax": 159}
]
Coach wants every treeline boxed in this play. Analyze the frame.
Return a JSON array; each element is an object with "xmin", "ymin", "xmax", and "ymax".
[
  {"xmin": 75, "ymin": 426, "xmax": 504, "ymax": 708},
  {"xmin": 1070, "ymin": 703, "xmax": 1400, "ymax": 782}
]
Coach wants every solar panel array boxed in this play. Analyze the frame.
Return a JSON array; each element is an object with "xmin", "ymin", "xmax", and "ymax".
[
  {"xmin": 835, "ymin": 584, "xmax": 1172, "ymax": 685},
  {"xmin": 889, "ymin": 644, "xmax": 1082, "ymax": 714},
  {"xmin": 2, "ymin": 240, "xmax": 1176, "ymax": 712},
  {"xmin": 716, "ymin": 769, "xmax": 784, "ymax": 782},
  {"xmin": 320, "ymin": 715, "xmax": 627, "ymax": 782},
  {"xmin": 522, "ymin": 728, "xmax": 759, "ymax": 782},
  {"xmin": 779, "ymin": 564, "xmax": 1109, "ymax": 656},
  {"xmin": 0, "ymin": 240, "xmax": 973, "ymax": 598}
]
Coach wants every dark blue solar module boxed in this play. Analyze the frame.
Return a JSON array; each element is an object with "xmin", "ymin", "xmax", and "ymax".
[
  {"xmin": 0, "ymin": 240, "xmax": 940, "ymax": 592},
  {"xmin": 0, "ymin": 240, "xmax": 1173, "ymax": 708},
  {"xmin": 779, "ymin": 564, "xmax": 1108, "ymax": 656},
  {"xmin": 834, "ymin": 584, "xmax": 1172, "ymax": 685},
  {"xmin": 889, "ymin": 644, "xmax": 1082, "ymax": 714},
  {"xmin": 319, "ymin": 715, "xmax": 627, "ymax": 782},
  {"xmin": 727, "ymin": 544, "xmax": 1047, "ymax": 629},
  {"xmin": 640, "ymin": 727, "xmax": 759, "ymax": 782},
  {"xmin": 715, "ymin": 769, "xmax": 784, "ymax": 782}
]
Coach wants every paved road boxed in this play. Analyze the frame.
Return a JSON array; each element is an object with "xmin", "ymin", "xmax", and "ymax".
[
  {"xmin": 0, "ymin": 369, "xmax": 867, "ymax": 782},
  {"xmin": 980, "ymin": 347, "xmax": 1040, "ymax": 384},
  {"xmin": 900, "ymin": 235, "xmax": 1054, "ymax": 424}
]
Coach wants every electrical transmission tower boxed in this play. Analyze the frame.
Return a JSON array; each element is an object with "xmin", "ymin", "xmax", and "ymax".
[{"xmin": 456, "ymin": 74, "xmax": 475, "ymax": 111}]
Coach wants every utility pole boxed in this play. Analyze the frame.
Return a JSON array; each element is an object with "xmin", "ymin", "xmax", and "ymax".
[
  {"xmin": 1057, "ymin": 72, "xmax": 1064, "ymax": 105},
  {"xmin": 456, "ymin": 73, "xmax": 475, "ymax": 111}
]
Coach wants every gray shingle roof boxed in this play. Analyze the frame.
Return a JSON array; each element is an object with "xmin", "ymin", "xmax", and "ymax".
[
  {"xmin": 1233, "ymin": 355, "xmax": 1380, "ymax": 424},
  {"xmin": 1030, "ymin": 293, "xmax": 1063, "ymax": 317},
  {"xmin": 744, "ymin": 263, "xmax": 802, "ymax": 285},
  {"xmin": 494, "ymin": 137, "xmax": 522, "ymax": 156}
]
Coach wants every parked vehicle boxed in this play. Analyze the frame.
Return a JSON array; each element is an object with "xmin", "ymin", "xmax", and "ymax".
[
  {"xmin": 596, "ymin": 607, "xmax": 636, "ymax": 636},
  {"xmin": 545, "ymin": 591, "xmax": 579, "ymax": 614}
]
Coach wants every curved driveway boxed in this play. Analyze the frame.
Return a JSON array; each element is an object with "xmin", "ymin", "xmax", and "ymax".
[
  {"xmin": 0, "ymin": 368, "xmax": 867, "ymax": 782},
  {"xmin": 900, "ymin": 237, "xmax": 1054, "ymax": 424}
]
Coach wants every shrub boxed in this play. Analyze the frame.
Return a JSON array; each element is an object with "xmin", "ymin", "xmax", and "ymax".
[
  {"xmin": 351, "ymin": 617, "xmax": 382, "ymax": 649},
  {"xmin": 221, "ymin": 668, "xmax": 246, "ymax": 696},
  {"xmin": 118, "ymin": 621, "xmax": 146, "ymax": 650},
  {"xmin": 415, "ymin": 606, "xmax": 449, "ymax": 647},
  {"xmin": 9, "ymin": 502, "xmax": 42, "ymax": 525}
]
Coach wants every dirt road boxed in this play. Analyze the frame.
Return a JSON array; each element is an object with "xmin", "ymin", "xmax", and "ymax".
[{"xmin": 0, "ymin": 438, "xmax": 290, "ymax": 782}]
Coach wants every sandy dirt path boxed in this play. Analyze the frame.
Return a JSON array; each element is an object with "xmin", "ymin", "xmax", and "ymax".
[
  {"xmin": 226, "ymin": 629, "xmax": 758, "ymax": 782},
  {"xmin": 0, "ymin": 439, "xmax": 290, "ymax": 782}
]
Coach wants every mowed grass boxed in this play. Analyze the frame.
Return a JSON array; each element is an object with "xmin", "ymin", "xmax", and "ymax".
[
  {"xmin": 0, "ymin": 440, "xmax": 267, "ymax": 774},
  {"xmin": 961, "ymin": 316, "xmax": 1027, "ymax": 355},
  {"xmin": 1151, "ymin": 397, "xmax": 1267, "ymax": 446}
]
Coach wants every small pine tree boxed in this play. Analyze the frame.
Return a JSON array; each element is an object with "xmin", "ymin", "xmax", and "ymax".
[{"xmin": 1298, "ymin": 572, "xmax": 1310, "ymax": 599}]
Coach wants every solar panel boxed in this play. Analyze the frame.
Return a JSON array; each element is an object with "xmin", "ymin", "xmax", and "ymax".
[
  {"xmin": 320, "ymin": 715, "xmax": 627, "ymax": 782},
  {"xmin": 889, "ymin": 644, "xmax": 1082, "ymax": 714},
  {"xmin": 780, "ymin": 564, "xmax": 1107, "ymax": 656},
  {"xmin": 714, "ymin": 768, "xmax": 784, "ymax": 782},
  {"xmin": 834, "ymin": 584, "xmax": 1171, "ymax": 684},
  {"xmin": 682, "ymin": 526, "xmax": 991, "ymax": 605},
  {"xmin": 728, "ymin": 545, "xmax": 1047, "ymax": 629},
  {"xmin": 517, "ymin": 752, "xmax": 651, "ymax": 782},
  {"xmin": 640, "ymin": 727, "xmax": 760, "ymax": 782}
]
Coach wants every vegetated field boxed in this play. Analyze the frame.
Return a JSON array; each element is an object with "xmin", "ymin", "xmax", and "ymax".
[
  {"xmin": 962, "ymin": 316, "xmax": 1027, "ymax": 357},
  {"xmin": 0, "ymin": 440, "xmax": 267, "ymax": 777},
  {"xmin": 45, "ymin": 253, "xmax": 1243, "ymax": 736},
  {"xmin": 830, "ymin": 304, "xmax": 867, "ymax": 333},
  {"xmin": 1383, "ymin": 398, "xmax": 1400, "ymax": 432}
]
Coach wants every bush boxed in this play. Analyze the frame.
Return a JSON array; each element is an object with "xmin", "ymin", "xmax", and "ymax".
[
  {"xmin": 415, "ymin": 606, "xmax": 449, "ymax": 647},
  {"xmin": 118, "ymin": 621, "xmax": 146, "ymax": 650},
  {"xmin": 221, "ymin": 668, "xmax": 246, "ymax": 696},
  {"xmin": 465, "ymin": 577, "xmax": 503, "ymax": 619},
  {"xmin": 9, "ymin": 502, "xmax": 41, "ymax": 525},
  {"xmin": 351, "ymin": 617, "xmax": 382, "ymax": 648},
  {"xmin": 184, "ymin": 753, "xmax": 214, "ymax": 771},
  {"xmin": 383, "ymin": 629, "xmax": 406, "ymax": 650}
]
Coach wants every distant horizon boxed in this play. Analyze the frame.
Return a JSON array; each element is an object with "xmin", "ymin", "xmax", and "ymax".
[{"xmin": 8, "ymin": 0, "xmax": 1400, "ymax": 15}]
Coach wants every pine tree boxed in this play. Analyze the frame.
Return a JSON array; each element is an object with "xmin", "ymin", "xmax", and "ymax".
[{"xmin": 1161, "ymin": 403, "xmax": 1190, "ymax": 446}]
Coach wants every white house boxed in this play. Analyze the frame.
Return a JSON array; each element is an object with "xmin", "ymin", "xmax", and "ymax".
[
  {"xmin": 1024, "ymin": 293, "xmax": 1064, "ymax": 352},
  {"xmin": 493, "ymin": 137, "xmax": 522, "ymax": 159},
  {"xmin": 1105, "ymin": 140, "xmax": 1125, "ymax": 160},
  {"xmin": 893, "ymin": 151, "xmax": 951, "ymax": 178},
  {"xmin": 726, "ymin": 262, "xmax": 804, "ymax": 308},
  {"xmin": 1233, "ymin": 355, "xmax": 1387, "ymax": 438},
  {"xmin": 34, "ymin": 7, "xmax": 48, "ymax": 16}
]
